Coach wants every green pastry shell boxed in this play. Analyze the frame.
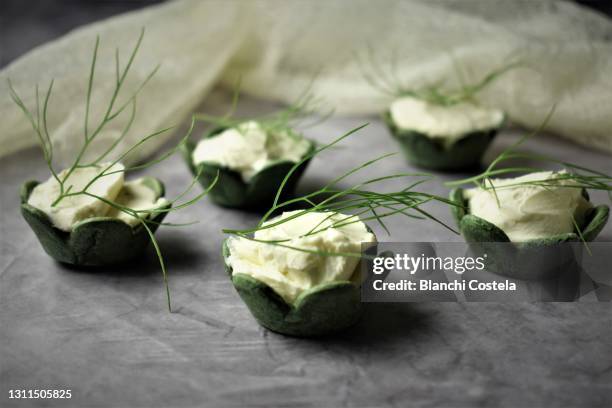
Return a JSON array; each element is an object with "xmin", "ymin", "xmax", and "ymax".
[
  {"xmin": 449, "ymin": 187, "xmax": 610, "ymax": 279},
  {"xmin": 20, "ymin": 177, "xmax": 170, "ymax": 266},
  {"xmin": 222, "ymin": 238, "xmax": 363, "ymax": 337},
  {"xmin": 182, "ymin": 127, "xmax": 315, "ymax": 209},
  {"xmin": 383, "ymin": 111, "xmax": 501, "ymax": 171}
]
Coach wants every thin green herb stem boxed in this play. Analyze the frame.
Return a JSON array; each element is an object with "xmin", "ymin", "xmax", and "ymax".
[
  {"xmin": 224, "ymin": 124, "xmax": 460, "ymax": 258},
  {"xmin": 84, "ymin": 36, "xmax": 99, "ymax": 140},
  {"xmin": 10, "ymin": 31, "xmax": 214, "ymax": 312},
  {"xmin": 446, "ymin": 106, "xmax": 610, "ymax": 197},
  {"xmin": 360, "ymin": 49, "xmax": 522, "ymax": 106}
]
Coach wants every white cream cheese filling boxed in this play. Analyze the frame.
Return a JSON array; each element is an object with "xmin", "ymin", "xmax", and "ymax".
[
  {"xmin": 192, "ymin": 121, "xmax": 311, "ymax": 181},
  {"xmin": 389, "ymin": 96, "xmax": 504, "ymax": 144},
  {"xmin": 464, "ymin": 171, "xmax": 592, "ymax": 242},
  {"xmin": 28, "ymin": 163, "xmax": 125, "ymax": 231},
  {"xmin": 28, "ymin": 163, "xmax": 166, "ymax": 231},
  {"xmin": 227, "ymin": 211, "xmax": 377, "ymax": 303},
  {"xmin": 106, "ymin": 179, "xmax": 169, "ymax": 226}
]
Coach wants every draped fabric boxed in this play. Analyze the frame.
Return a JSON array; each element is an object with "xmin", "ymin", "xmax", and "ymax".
[{"xmin": 1, "ymin": 0, "xmax": 611, "ymax": 165}]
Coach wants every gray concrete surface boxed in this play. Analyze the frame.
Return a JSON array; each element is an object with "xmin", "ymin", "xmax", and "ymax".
[{"xmin": 1, "ymin": 91, "xmax": 611, "ymax": 407}]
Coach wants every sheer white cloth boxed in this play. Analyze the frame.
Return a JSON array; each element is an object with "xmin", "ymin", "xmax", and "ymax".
[{"xmin": 1, "ymin": 0, "xmax": 611, "ymax": 165}]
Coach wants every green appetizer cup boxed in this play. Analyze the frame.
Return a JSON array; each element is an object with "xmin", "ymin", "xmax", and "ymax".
[
  {"xmin": 182, "ymin": 127, "xmax": 315, "ymax": 209},
  {"xmin": 222, "ymin": 239, "xmax": 364, "ymax": 337},
  {"xmin": 383, "ymin": 111, "xmax": 500, "ymax": 171},
  {"xmin": 449, "ymin": 187, "xmax": 610, "ymax": 280},
  {"xmin": 20, "ymin": 177, "xmax": 170, "ymax": 266}
]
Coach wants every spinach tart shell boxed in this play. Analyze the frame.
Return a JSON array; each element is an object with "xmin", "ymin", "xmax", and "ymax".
[
  {"xmin": 20, "ymin": 177, "xmax": 170, "ymax": 266},
  {"xmin": 449, "ymin": 187, "xmax": 610, "ymax": 280},
  {"xmin": 222, "ymin": 238, "xmax": 365, "ymax": 337},
  {"xmin": 383, "ymin": 111, "xmax": 501, "ymax": 171},
  {"xmin": 182, "ymin": 127, "xmax": 315, "ymax": 209}
]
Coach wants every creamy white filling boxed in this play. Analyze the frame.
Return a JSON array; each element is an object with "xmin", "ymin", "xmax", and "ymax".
[
  {"xmin": 106, "ymin": 179, "xmax": 168, "ymax": 226},
  {"xmin": 28, "ymin": 163, "xmax": 125, "ymax": 231},
  {"xmin": 192, "ymin": 121, "xmax": 311, "ymax": 181},
  {"xmin": 389, "ymin": 96, "xmax": 504, "ymax": 143},
  {"xmin": 227, "ymin": 211, "xmax": 377, "ymax": 303},
  {"xmin": 28, "ymin": 163, "xmax": 166, "ymax": 231},
  {"xmin": 464, "ymin": 171, "xmax": 592, "ymax": 242}
]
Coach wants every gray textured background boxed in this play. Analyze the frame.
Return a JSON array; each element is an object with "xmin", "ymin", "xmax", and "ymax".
[{"xmin": 1, "ymin": 2, "xmax": 612, "ymax": 407}]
